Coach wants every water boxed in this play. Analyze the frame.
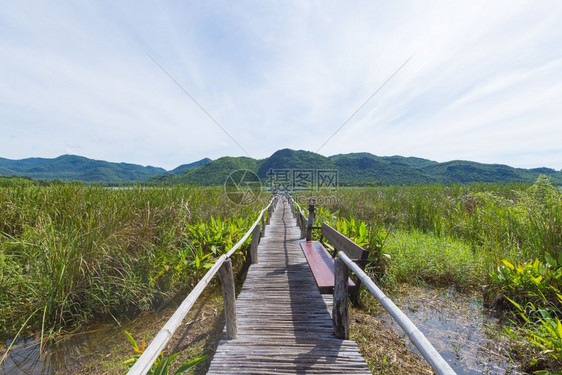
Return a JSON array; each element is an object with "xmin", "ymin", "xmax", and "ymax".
[
  {"xmin": 2, "ymin": 287, "xmax": 522, "ymax": 374},
  {"xmin": 378, "ymin": 286, "xmax": 521, "ymax": 374},
  {"xmin": 0, "ymin": 323, "xmax": 127, "ymax": 374}
]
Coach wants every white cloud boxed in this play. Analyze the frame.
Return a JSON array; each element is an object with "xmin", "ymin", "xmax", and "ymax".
[{"xmin": 0, "ymin": 0, "xmax": 561, "ymax": 169}]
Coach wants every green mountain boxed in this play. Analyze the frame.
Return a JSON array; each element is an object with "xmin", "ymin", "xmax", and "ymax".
[
  {"xmin": 151, "ymin": 157, "xmax": 261, "ymax": 185},
  {"xmin": 0, "ymin": 155, "xmax": 166, "ymax": 183},
  {"xmin": 420, "ymin": 161, "xmax": 562, "ymax": 184},
  {"xmin": 152, "ymin": 149, "xmax": 562, "ymax": 186},
  {"xmin": 3, "ymin": 150, "xmax": 560, "ymax": 185},
  {"xmin": 168, "ymin": 158, "xmax": 212, "ymax": 175}
]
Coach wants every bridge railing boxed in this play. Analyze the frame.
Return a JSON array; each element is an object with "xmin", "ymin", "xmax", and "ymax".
[
  {"xmin": 127, "ymin": 195, "xmax": 279, "ymax": 375},
  {"xmin": 286, "ymin": 193, "xmax": 456, "ymax": 375}
]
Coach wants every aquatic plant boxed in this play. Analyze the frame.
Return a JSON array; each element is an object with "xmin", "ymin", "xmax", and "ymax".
[{"xmin": 123, "ymin": 331, "xmax": 206, "ymax": 374}]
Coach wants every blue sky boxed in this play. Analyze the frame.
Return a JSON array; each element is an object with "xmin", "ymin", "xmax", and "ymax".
[{"xmin": 1, "ymin": 1, "xmax": 561, "ymax": 170}]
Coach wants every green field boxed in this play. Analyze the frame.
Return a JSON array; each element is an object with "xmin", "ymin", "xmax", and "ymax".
[
  {"xmin": 0, "ymin": 184, "xmax": 263, "ymax": 341},
  {"xmin": 299, "ymin": 177, "xmax": 562, "ymax": 372},
  {"xmin": 1, "ymin": 177, "xmax": 561, "ymax": 373}
]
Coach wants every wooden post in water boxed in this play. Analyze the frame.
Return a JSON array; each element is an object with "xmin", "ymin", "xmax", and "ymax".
[
  {"xmin": 218, "ymin": 259, "xmax": 237, "ymax": 339},
  {"xmin": 333, "ymin": 257, "xmax": 349, "ymax": 339},
  {"xmin": 250, "ymin": 224, "xmax": 260, "ymax": 264}
]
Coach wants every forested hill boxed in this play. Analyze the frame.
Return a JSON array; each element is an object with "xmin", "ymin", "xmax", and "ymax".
[
  {"xmin": 0, "ymin": 155, "xmax": 166, "ymax": 183},
  {"xmin": 1, "ymin": 150, "xmax": 560, "ymax": 185},
  {"xmin": 153, "ymin": 149, "xmax": 562, "ymax": 186}
]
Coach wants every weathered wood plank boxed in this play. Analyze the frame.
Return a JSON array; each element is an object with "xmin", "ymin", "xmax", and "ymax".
[
  {"xmin": 206, "ymin": 198, "xmax": 370, "ymax": 374},
  {"xmin": 299, "ymin": 240, "xmax": 356, "ymax": 294},
  {"xmin": 322, "ymin": 222, "xmax": 368, "ymax": 260},
  {"xmin": 249, "ymin": 224, "xmax": 261, "ymax": 264},
  {"xmin": 217, "ymin": 258, "xmax": 237, "ymax": 340},
  {"xmin": 333, "ymin": 257, "xmax": 349, "ymax": 339}
]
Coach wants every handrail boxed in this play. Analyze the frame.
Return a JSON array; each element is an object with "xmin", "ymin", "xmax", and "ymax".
[
  {"xmin": 286, "ymin": 194, "xmax": 307, "ymax": 238},
  {"xmin": 226, "ymin": 196, "xmax": 277, "ymax": 258},
  {"xmin": 337, "ymin": 251, "xmax": 456, "ymax": 375},
  {"xmin": 287, "ymin": 193, "xmax": 454, "ymax": 374},
  {"xmin": 127, "ymin": 195, "xmax": 278, "ymax": 375}
]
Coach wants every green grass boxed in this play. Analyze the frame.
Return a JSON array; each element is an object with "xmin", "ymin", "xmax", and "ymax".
[
  {"xmin": 383, "ymin": 230, "xmax": 483, "ymax": 288},
  {"xmin": 0, "ymin": 183, "xmax": 264, "ymax": 340},
  {"xmin": 2, "ymin": 176, "xmax": 561, "ymax": 371},
  {"xmin": 298, "ymin": 175, "xmax": 562, "ymax": 371}
]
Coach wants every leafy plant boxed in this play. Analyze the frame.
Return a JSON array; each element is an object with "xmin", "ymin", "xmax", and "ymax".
[
  {"xmin": 490, "ymin": 258, "xmax": 562, "ymax": 311},
  {"xmin": 123, "ymin": 331, "xmax": 206, "ymax": 375},
  {"xmin": 504, "ymin": 295, "xmax": 562, "ymax": 370}
]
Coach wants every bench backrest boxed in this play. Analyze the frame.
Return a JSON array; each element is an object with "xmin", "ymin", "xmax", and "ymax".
[{"xmin": 321, "ymin": 222, "xmax": 368, "ymax": 261}]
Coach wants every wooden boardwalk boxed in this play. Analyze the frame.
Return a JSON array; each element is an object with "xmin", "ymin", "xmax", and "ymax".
[{"xmin": 207, "ymin": 198, "xmax": 370, "ymax": 374}]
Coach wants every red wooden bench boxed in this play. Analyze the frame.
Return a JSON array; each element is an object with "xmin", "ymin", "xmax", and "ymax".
[{"xmin": 299, "ymin": 223, "xmax": 369, "ymax": 295}]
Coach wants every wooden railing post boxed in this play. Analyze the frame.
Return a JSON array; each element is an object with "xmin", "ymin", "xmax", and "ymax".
[
  {"xmin": 266, "ymin": 203, "xmax": 273, "ymax": 224},
  {"xmin": 333, "ymin": 257, "xmax": 349, "ymax": 339},
  {"xmin": 298, "ymin": 212, "xmax": 307, "ymax": 239},
  {"xmin": 290, "ymin": 198, "xmax": 296, "ymax": 218},
  {"xmin": 306, "ymin": 198, "xmax": 315, "ymax": 241},
  {"xmin": 250, "ymin": 224, "xmax": 260, "ymax": 264},
  {"xmin": 218, "ymin": 258, "xmax": 237, "ymax": 340},
  {"xmin": 261, "ymin": 214, "xmax": 265, "ymax": 237}
]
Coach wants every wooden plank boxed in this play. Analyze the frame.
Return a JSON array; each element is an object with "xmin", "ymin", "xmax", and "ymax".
[
  {"xmin": 207, "ymin": 199, "xmax": 370, "ymax": 374},
  {"xmin": 299, "ymin": 240, "xmax": 356, "ymax": 294},
  {"xmin": 333, "ymin": 257, "xmax": 349, "ymax": 339},
  {"xmin": 298, "ymin": 212, "xmax": 307, "ymax": 239},
  {"xmin": 321, "ymin": 222, "xmax": 368, "ymax": 261},
  {"xmin": 218, "ymin": 259, "xmax": 237, "ymax": 340},
  {"xmin": 249, "ymin": 224, "xmax": 260, "ymax": 264}
]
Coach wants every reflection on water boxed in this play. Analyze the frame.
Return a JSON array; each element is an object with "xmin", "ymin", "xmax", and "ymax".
[
  {"xmin": 378, "ymin": 287, "xmax": 521, "ymax": 375},
  {"xmin": 1, "ymin": 323, "xmax": 124, "ymax": 375},
  {"xmin": 1, "ymin": 338, "xmax": 49, "ymax": 375}
]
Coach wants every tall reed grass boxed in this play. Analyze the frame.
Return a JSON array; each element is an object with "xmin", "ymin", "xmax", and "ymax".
[
  {"xmin": 300, "ymin": 177, "xmax": 562, "ymax": 370},
  {"xmin": 0, "ymin": 184, "xmax": 262, "ymax": 339},
  {"xmin": 307, "ymin": 180, "xmax": 561, "ymax": 281}
]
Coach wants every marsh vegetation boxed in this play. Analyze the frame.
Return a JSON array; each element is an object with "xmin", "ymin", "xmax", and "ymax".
[{"xmin": 1, "ymin": 177, "xmax": 560, "ymax": 373}]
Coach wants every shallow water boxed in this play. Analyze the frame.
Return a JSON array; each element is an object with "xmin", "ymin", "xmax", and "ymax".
[
  {"xmin": 378, "ymin": 286, "xmax": 521, "ymax": 374},
  {"xmin": 2, "ymin": 286, "xmax": 522, "ymax": 374},
  {"xmin": 0, "ymin": 322, "xmax": 125, "ymax": 375}
]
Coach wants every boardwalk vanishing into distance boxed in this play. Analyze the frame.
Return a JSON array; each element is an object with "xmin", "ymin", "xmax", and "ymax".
[
  {"xmin": 206, "ymin": 197, "xmax": 371, "ymax": 374},
  {"xmin": 127, "ymin": 195, "xmax": 454, "ymax": 375}
]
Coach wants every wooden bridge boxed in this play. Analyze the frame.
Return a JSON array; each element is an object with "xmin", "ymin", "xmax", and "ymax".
[
  {"xmin": 127, "ymin": 195, "xmax": 455, "ymax": 375},
  {"xmin": 206, "ymin": 197, "xmax": 370, "ymax": 374}
]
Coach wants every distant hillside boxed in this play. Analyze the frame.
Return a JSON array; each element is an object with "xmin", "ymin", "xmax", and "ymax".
[
  {"xmin": 168, "ymin": 158, "xmax": 212, "ymax": 175},
  {"xmin": 150, "ymin": 157, "xmax": 261, "ymax": 185},
  {"xmin": 152, "ymin": 149, "xmax": 562, "ymax": 186},
  {"xmin": 0, "ymin": 155, "xmax": 166, "ymax": 183},
  {"xmin": 3, "ymin": 151, "xmax": 560, "ymax": 185}
]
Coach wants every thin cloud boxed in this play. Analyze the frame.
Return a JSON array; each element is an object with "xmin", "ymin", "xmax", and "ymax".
[{"xmin": 0, "ymin": 1, "xmax": 561, "ymax": 169}]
